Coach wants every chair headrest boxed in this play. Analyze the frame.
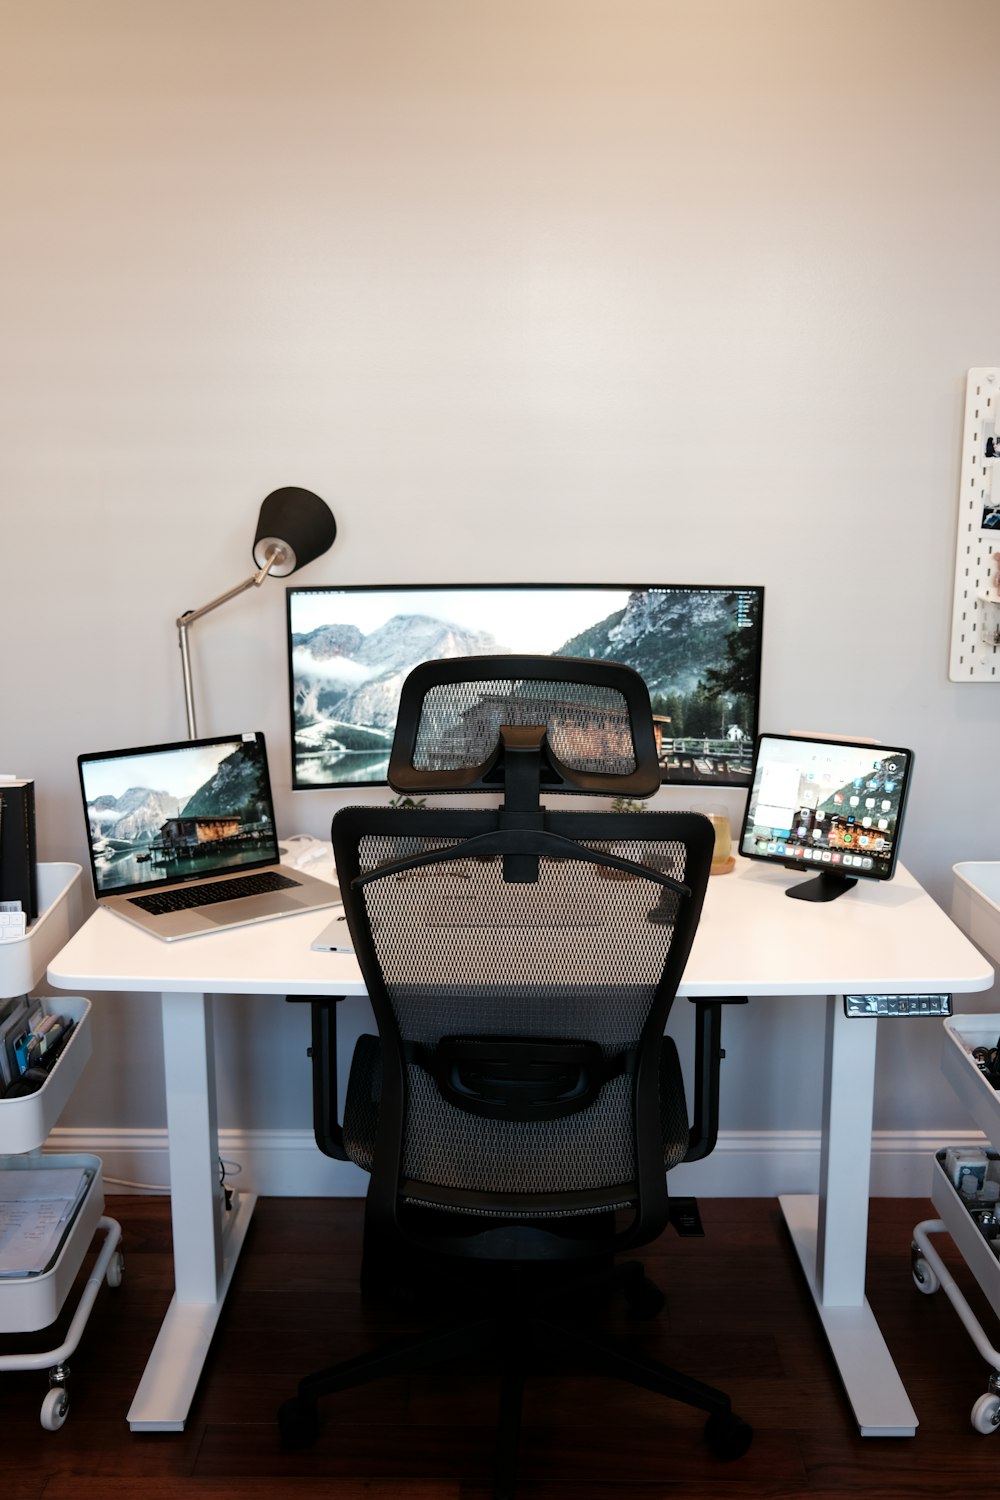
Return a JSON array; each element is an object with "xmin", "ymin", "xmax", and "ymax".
[{"xmin": 388, "ymin": 655, "xmax": 661, "ymax": 799}]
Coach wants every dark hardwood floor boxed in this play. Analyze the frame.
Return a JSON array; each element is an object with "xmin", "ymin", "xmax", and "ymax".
[{"xmin": 1, "ymin": 1193, "xmax": 998, "ymax": 1498}]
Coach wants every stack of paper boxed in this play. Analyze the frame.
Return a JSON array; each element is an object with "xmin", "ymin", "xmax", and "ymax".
[{"xmin": 0, "ymin": 1167, "xmax": 92, "ymax": 1277}]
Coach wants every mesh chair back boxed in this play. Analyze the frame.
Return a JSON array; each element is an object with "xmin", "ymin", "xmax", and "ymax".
[{"xmin": 335, "ymin": 806, "xmax": 711, "ymax": 1240}]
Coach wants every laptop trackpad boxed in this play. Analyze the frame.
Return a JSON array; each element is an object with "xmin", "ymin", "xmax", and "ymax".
[{"xmin": 202, "ymin": 894, "xmax": 304, "ymax": 923}]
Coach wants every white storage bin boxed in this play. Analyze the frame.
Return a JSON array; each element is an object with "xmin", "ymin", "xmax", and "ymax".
[
  {"xmin": 931, "ymin": 1150, "xmax": 1000, "ymax": 1319},
  {"xmin": 953, "ymin": 864, "xmax": 1000, "ymax": 969},
  {"xmin": 941, "ymin": 1014, "xmax": 1000, "ymax": 1146},
  {"xmin": 0, "ymin": 1154, "xmax": 104, "ymax": 1332},
  {"xmin": 0, "ymin": 864, "xmax": 83, "ymax": 999},
  {"xmin": 0, "ymin": 997, "xmax": 92, "ymax": 1154}
]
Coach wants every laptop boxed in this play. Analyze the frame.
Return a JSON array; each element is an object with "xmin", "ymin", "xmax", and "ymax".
[{"xmin": 78, "ymin": 732, "xmax": 340, "ymax": 940}]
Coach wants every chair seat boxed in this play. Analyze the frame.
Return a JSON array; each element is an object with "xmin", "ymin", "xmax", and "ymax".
[{"xmin": 343, "ymin": 1032, "xmax": 692, "ymax": 1216}]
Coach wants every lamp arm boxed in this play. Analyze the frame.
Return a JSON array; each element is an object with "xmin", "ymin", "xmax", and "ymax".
[{"xmin": 176, "ymin": 545, "xmax": 287, "ymax": 739}]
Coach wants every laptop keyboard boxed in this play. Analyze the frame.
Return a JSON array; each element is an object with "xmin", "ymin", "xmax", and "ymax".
[{"xmin": 129, "ymin": 870, "xmax": 300, "ymax": 915}]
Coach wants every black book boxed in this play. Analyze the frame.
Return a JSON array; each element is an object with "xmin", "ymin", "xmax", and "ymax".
[{"xmin": 0, "ymin": 778, "xmax": 37, "ymax": 919}]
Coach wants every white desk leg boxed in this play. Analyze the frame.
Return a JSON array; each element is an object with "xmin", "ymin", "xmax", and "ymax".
[
  {"xmin": 780, "ymin": 995, "xmax": 917, "ymax": 1437},
  {"xmin": 127, "ymin": 991, "xmax": 257, "ymax": 1431}
]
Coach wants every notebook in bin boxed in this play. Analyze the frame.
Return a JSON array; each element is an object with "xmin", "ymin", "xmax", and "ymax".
[{"xmin": 78, "ymin": 732, "xmax": 339, "ymax": 940}]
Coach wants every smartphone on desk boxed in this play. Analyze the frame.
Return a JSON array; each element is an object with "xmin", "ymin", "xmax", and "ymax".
[{"xmin": 310, "ymin": 906, "xmax": 352, "ymax": 953}]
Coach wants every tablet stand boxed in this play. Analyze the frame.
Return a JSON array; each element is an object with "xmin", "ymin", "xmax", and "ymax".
[{"xmin": 786, "ymin": 870, "xmax": 858, "ymax": 902}]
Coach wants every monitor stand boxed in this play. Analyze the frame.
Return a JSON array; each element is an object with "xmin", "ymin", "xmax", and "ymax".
[{"xmin": 786, "ymin": 870, "xmax": 858, "ymax": 902}]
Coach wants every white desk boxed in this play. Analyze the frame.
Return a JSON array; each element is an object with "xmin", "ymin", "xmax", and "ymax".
[{"xmin": 48, "ymin": 858, "xmax": 992, "ymax": 1435}]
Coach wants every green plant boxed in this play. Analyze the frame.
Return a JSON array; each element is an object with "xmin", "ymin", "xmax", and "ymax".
[
  {"xmin": 609, "ymin": 796, "xmax": 647, "ymax": 814},
  {"xmin": 388, "ymin": 795, "xmax": 427, "ymax": 809}
]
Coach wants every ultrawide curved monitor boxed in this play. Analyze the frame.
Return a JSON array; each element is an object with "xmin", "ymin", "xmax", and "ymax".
[{"xmin": 286, "ymin": 583, "xmax": 764, "ymax": 790}]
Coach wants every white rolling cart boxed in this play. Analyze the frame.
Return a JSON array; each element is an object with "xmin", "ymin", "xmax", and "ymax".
[
  {"xmin": 912, "ymin": 864, "xmax": 1000, "ymax": 1433},
  {"xmin": 0, "ymin": 863, "xmax": 122, "ymax": 1430}
]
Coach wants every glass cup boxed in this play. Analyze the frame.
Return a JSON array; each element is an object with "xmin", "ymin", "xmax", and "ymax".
[{"xmin": 697, "ymin": 805, "xmax": 733, "ymax": 874}]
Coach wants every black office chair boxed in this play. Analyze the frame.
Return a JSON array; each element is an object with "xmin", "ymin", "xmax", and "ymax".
[{"xmin": 279, "ymin": 656, "xmax": 751, "ymax": 1494}]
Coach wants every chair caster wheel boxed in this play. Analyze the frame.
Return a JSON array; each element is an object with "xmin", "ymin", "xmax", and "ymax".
[
  {"xmin": 278, "ymin": 1395, "xmax": 320, "ymax": 1449},
  {"xmin": 704, "ymin": 1409, "xmax": 753, "ymax": 1460}
]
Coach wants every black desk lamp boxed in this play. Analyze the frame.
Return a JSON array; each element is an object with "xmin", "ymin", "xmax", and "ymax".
[{"xmin": 177, "ymin": 486, "xmax": 336, "ymax": 738}]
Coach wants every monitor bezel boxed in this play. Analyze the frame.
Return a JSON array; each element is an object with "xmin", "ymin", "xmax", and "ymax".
[
  {"xmin": 737, "ymin": 731, "xmax": 914, "ymax": 889},
  {"xmin": 285, "ymin": 581, "xmax": 765, "ymax": 791}
]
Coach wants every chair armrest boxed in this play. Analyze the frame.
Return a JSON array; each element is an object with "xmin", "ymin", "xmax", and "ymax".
[{"xmin": 682, "ymin": 996, "xmax": 748, "ymax": 1164}]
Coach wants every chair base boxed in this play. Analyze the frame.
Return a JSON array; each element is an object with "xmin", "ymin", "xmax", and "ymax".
[
  {"xmin": 357, "ymin": 1207, "xmax": 622, "ymax": 1306},
  {"xmin": 278, "ymin": 1259, "xmax": 752, "ymax": 1496}
]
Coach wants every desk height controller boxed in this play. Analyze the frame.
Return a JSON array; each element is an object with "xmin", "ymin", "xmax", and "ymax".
[{"xmin": 843, "ymin": 993, "xmax": 953, "ymax": 1018}]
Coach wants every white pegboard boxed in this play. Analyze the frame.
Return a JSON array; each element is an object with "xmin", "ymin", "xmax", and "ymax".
[{"xmin": 951, "ymin": 369, "xmax": 1000, "ymax": 680}]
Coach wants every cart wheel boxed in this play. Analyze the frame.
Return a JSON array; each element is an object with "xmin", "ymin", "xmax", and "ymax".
[
  {"xmin": 40, "ymin": 1387, "xmax": 69, "ymax": 1431},
  {"xmin": 971, "ymin": 1393, "xmax": 1000, "ymax": 1434},
  {"xmin": 106, "ymin": 1250, "xmax": 125, "ymax": 1288},
  {"xmin": 912, "ymin": 1254, "xmax": 940, "ymax": 1296}
]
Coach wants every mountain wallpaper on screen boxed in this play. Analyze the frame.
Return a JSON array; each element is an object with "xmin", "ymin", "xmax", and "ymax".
[
  {"xmin": 88, "ymin": 787, "xmax": 183, "ymax": 845},
  {"xmin": 292, "ymin": 613, "xmax": 503, "ymax": 747},
  {"xmin": 557, "ymin": 590, "xmax": 745, "ymax": 696},
  {"xmin": 181, "ymin": 747, "xmax": 268, "ymax": 819},
  {"xmin": 87, "ymin": 749, "xmax": 267, "ymax": 846},
  {"xmin": 289, "ymin": 588, "xmax": 759, "ymax": 785}
]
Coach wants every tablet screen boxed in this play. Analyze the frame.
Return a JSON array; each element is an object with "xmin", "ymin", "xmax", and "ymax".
[{"xmin": 738, "ymin": 734, "xmax": 913, "ymax": 900}]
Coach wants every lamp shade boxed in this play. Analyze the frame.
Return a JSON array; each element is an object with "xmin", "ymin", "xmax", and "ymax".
[{"xmin": 252, "ymin": 487, "xmax": 337, "ymax": 577}]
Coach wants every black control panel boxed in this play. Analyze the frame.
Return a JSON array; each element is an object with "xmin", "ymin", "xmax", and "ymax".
[{"xmin": 843, "ymin": 993, "xmax": 953, "ymax": 1018}]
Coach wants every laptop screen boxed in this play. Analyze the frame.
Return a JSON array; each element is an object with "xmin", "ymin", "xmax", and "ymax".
[{"xmin": 78, "ymin": 733, "xmax": 280, "ymax": 897}]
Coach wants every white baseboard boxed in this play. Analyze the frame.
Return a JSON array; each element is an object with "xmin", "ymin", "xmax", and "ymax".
[{"xmin": 46, "ymin": 1126, "xmax": 986, "ymax": 1199}]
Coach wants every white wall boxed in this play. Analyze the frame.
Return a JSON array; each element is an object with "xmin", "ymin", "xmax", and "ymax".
[{"xmin": 4, "ymin": 0, "xmax": 1000, "ymax": 1172}]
